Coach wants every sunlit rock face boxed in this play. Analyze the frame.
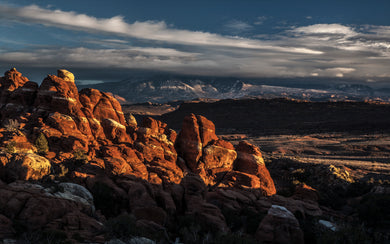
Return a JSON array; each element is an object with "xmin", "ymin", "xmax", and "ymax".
[
  {"xmin": 234, "ymin": 141, "xmax": 276, "ymax": 196},
  {"xmin": 0, "ymin": 68, "xmax": 283, "ymax": 243},
  {"xmin": 57, "ymin": 69, "xmax": 75, "ymax": 82}
]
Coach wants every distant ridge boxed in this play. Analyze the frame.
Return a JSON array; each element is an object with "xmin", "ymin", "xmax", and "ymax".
[{"xmin": 79, "ymin": 75, "xmax": 390, "ymax": 104}]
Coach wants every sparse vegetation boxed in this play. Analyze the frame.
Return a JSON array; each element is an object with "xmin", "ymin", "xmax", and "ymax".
[
  {"xmin": 35, "ymin": 132, "xmax": 49, "ymax": 155},
  {"xmin": 317, "ymin": 224, "xmax": 372, "ymax": 244},
  {"xmin": 5, "ymin": 141, "xmax": 16, "ymax": 153},
  {"xmin": 4, "ymin": 119, "xmax": 20, "ymax": 132},
  {"xmin": 174, "ymin": 212, "xmax": 260, "ymax": 244},
  {"xmin": 56, "ymin": 164, "xmax": 69, "ymax": 178},
  {"xmin": 12, "ymin": 220, "xmax": 70, "ymax": 244},
  {"xmin": 72, "ymin": 148, "xmax": 88, "ymax": 163}
]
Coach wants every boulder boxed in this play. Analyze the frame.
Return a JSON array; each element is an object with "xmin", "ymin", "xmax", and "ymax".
[
  {"xmin": 55, "ymin": 182, "xmax": 94, "ymax": 210},
  {"xmin": 57, "ymin": 69, "xmax": 75, "ymax": 82},
  {"xmin": 1, "ymin": 153, "xmax": 51, "ymax": 182},
  {"xmin": 0, "ymin": 214, "xmax": 14, "ymax": 238},
  {"xmin": 0, "ymin": 182, "xmax": 103, "ymax": 242},
  {"xmin": 234, "ymin": 141, "xmax": 276, "ymax": 196},
  {"xmin": 0, "ymin": 68, "xmax": 29, "ymax": 92},
  {"xmin": 79, "ymin": 88, "xmax": 126, "ymax": 125},
  {"xmin": 176, "ymin": 114, "xmax": 234, "ymax": 173},
  {"xmin": 256, "ymin": 205, "xmax": 304, "ymax": 244},
  {"xmin": 35, "ymin": 74, "xmax": 81, "ymax": 115},
  {"xmin": 0, "ymin": 68, "xmax": 37, "ymax": 119},
  {"xmin": 202, "ymin": 139, "xmax": 237, "ymax": 170},
  {"xmin": 136, "ymin": 117, "xmax": 182, "ymax": 184},
  {"xmin": 175, "ymin": 114, "xmax": 206, "ymax": 171},
  {"xmin": 270, "ymin": 195, "xmax": 322, "ymax": 218}
]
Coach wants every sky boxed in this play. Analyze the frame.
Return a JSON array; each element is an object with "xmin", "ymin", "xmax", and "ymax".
[{"xmin": 0, "ymin": 0, "xmax": 389, "ymax": 83}]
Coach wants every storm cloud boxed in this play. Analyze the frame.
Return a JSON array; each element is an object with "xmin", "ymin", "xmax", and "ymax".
[{"xmin": 0, "ymin": 4, "xmax": 389, "ymax": 80}]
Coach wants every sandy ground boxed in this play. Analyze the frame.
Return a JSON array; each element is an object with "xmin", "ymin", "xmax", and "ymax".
[{"xmin": 223, "ymin": 133, "xmax": 390, "ymax": 177}]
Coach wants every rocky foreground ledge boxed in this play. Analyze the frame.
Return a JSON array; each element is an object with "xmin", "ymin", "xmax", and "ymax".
[{"xmin": 0, "ymin": 69, "xmax": 324, "ymax": 243}]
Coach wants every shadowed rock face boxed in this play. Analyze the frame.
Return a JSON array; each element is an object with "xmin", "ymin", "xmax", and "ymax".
[
  {"xmin": 256, "ymin": 205, "xmax": 304, "ymax": 244},
  {"xmin": 0, "ymin": 69, "xmax": 297, "ymax": 243}
]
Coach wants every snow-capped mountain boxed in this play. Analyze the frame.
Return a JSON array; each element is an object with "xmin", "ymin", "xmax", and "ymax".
[{"xmin": 79, "ymin": 75, "xmax": 390, "ymax": 104}]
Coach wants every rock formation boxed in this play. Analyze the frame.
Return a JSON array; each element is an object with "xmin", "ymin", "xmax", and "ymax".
[
  {"xmin": 0, "ymin": 68, "xmax": 316, "ymax": 244},
  {"xmin": 256, "ymin": 205, "xmax": 304, "ymax": 244}
]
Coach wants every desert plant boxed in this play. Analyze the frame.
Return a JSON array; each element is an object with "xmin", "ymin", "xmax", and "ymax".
[
  {"xmin": 4, "ymin": 119, "xmax": 20, "ymax": 132},
  {"xmin": 19, "ymin": 229, "xmax": 70, "ymax": 244},
  {"xmin": 35, "ymin": 132, "xmax": 49, "ymax": 155},
  {"xmin": 56, "ymin": 164, "xmax": 69, "ymax": 178},
  {"xmin": 5, "ymin": 141, "xmax": 16, "ymax": 153},
  {"xmin": 13, "ymin": 220, "xmax": 70, "ymax": 244},
  {"xmin": 72, "ymin": 148, "xmax": 88, "ymax": 163}
]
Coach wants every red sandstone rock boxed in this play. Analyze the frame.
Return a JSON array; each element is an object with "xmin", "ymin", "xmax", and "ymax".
[
  {"xmin": 256, "ymin": 205, "xmax": 304, "ymax": 244},
  {"xmin": 293, "ymin": 183, "xmax": 319, "ymax": 202},
  {"xmin": 101, "ymin": 118, "xmax": 131, "ymax": 143},
  {"xmin": 104, "ymin": 157, "xmax": 133, "ymax": 176},
  {"xmin": 0, "ymin": 69, "xmax": 286, "ymax": 242},
  {"xmin": 1, "ymin": 153, "xmax": 51, "ymax": 182},
  {"xmin": 133, "ymin": 206, "xmax": 167, "ymax": 226},
  {"xmin": 35, "ymin": 74, "xmax": 81, "ymax": 115},
  {"xmin": 79, "ymin": 88, "xmax": 126, "ymax": 125},
  {"xmin": 176, "ymin": 114, "xmax": 204, "ymax": 171},
  {"xmin": 234, "ymin": 141, "xmax": 276, "ymax": 196},
  {"xmin": 0, "ymin": 69, "xmax": 37, "ymax": 120},
  {"xmin": 0, "ymin": 131, "xmax": 35, "ymax": 154},
  {"xmin": 221, "ymin": 171, "xmax": 262, "ymax": 188},
  {"xmin": 270, "ymin": 195, "xmax": 322, "ymax": 218},
  {"xmin": 136, "ymin": 117, "xmax": 182, "ymax": 184},
  {"xmin": 0, "ymin": 68, "xmax": 29, "ymax": 92},
  {"xmin": 0, "ymin": 214, "xmax": 14, "ymax": 238},
  {"xmin": 176, "ymin": 114, "xmax": 226, "ymax": 172},
  {"xmin": 0, "ymin": 182, "xmax": 104, "ymax": 242},
  {"xmin": 180, "ymin": 174, "xmax": 228, "ymax": 231},
  {"xmin": 137, "ymin": 117, "xmax": 177, "ymax": 160},
  {"xmin": 202, "ymin": 139, "xmax": 237, "ymax": 170}
]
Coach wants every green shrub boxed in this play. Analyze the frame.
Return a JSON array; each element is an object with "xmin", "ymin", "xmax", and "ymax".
[
  {"xmin": 5, "ymin": 141, "xmax": 16, "ymax": 154},
  {"xmin": 35, "ymin": 132, "xmax": 49, "ymax": 155},
  {"xmin": 56, "ymin": 164, "xmax": 69, "ymax": 178},
  {"xmin": 72, "ymin": 148, "xmax": 88, "ymax": 163}
]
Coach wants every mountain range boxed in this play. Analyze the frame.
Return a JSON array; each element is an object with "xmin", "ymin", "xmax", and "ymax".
[{"xmin": 79, "ymin": 75, "xmax": 390, "ymax": 104}]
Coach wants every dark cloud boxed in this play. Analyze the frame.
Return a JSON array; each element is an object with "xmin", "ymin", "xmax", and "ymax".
[{"xmin": 0, "ymin": 4, "xmax": 389, "ymax": 81}]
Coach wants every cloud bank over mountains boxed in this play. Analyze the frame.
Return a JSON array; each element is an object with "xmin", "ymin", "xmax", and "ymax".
[{"xmin": 0, "ymin": 4, "xmax": 389, "ymax": 80}]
